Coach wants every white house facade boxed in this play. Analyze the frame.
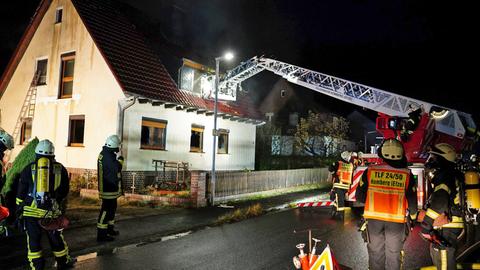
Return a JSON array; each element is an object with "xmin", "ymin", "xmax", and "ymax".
[{"xmin": 0, "ymin": 0, "xmax": 262, "ymax": 173}]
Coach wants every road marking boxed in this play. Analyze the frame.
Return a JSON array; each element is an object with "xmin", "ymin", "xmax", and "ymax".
[{"xmin": 161, "ymin": 231, "xmax": 192, "ymax": 241}]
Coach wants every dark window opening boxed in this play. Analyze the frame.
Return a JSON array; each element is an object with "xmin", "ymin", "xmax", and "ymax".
[
  {"xmin": 140, "ymin": 118, "xmax": 167, "ymax": 150},
  {"xmin": 35, "ymin": 59, "xmax": 48, "ymax": 85},
  {"xmin": 218, "ymin": 129, "xmax": 229, "ymax": 154},
  {"xmin": 55, "ymin": 8, "xmax": 63, "ymax": 24},
  {"xmin": 190, "ymin": 125, "xmax": 204, "ymax": 152},
  {"xmin": 68, "ymin": 115, "xmax": 84, "ymax": 146},
  {"xmin": 280, "ymin": 89, "xmax": 286, "ymax": 97},
  {"xmin": 20, "ymin": 118, "xmax": 32, "ymax": 145},
  {"xmin": 59, "ymin": 52, "xmax": 75, "ymax": 98}
]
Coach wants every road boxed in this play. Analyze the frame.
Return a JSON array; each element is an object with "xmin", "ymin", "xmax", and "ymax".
[{"xmin": 74, "ymin": 207, "xmax": 433, "ymax": 270}]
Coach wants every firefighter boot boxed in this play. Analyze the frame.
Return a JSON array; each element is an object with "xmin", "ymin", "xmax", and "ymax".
[
  {"xmin": 97, "ymin": 229, "xmax": 115, "ymax": 242},
  {"xmin": 107, "ymin": 225, "xmax": 119, "ymax": 236},
  {"xmin": 56, "ymin": 256, "xmax": 76, "ymax": 270}
]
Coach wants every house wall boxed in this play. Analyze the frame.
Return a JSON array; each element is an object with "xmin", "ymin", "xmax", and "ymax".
[
  {"xmin": 0, "ymin": 0, "xmax": 125, "ymax": 169},
  {"xmin": 123, "ymin": 102, "xmax": 257, "ymax": 171}
]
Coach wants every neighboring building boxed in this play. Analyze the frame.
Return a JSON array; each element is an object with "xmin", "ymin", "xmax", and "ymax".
[
  {"xmin": 346, "ymin": 110, "xmax": 379, "ymax": 153},
  {"xmin": 0, "ymin": 0, "xmax": 263, "ymax": 174},
  {"xmin": 257, "ymin": 79, "xmax": 357, "ymax": 157}
]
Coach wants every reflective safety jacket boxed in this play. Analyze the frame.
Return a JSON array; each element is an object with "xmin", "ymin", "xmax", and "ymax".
[
  {"xmin": 337, "ymin": 161, "xmax": 354, "ymax": 185},
  {"xmin": 421, "ymin": 168, "xmax": 464, "ymax": 232},
  {"xmin": 330, "ymin": 161, "xmax": 354, "ymax": 190},
  {"xmin": 357, "ymin": 163, "xmax": 418, "ymax": 223},
  {"xmin": 97, "ymin": 147, "xmax": 123, "ymax": 199},
  {"xmin": 16, "ymin": 158, "xmax": 69, "ymax": 218}
]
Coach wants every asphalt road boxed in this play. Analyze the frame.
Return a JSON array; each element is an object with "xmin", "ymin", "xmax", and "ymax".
[{"xmin": 74, "ymin": 207, "xmax": 433, "ymax": 270}]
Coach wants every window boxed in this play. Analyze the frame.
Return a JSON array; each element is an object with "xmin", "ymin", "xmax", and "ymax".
[
  {"xmin": 55, "ymin": 8, "xmax": 63, "ymax": 24},
  {"xmin": 280, "ymin": 89, "xmax": 286, "ymax": 97},
  {"xmin": 20, "ymin": 118, "xmax": 32, "ymax": 145},
  {"xmin": 59, "ymin": 53, "xmax": 75, "ymax": 98},
  {"xmin": 68, "ymin": 115, "xmax": 85, "ymax": 146},
  {"xmin": 141, "ymin": 118, "xmax": 167, "ymax": 150},
  {"xmin": 217, "ymin": 129, "xmax": 229, "ymax": 154},
  {"xmin": 35, "ymin": 59, "xmax": 48, "ymax": 85},
  {"xmin": 190, "ymin": 125, "xmax": 204, "ymax": 152}
]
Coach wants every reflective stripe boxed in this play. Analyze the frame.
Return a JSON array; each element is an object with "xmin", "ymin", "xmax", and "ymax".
[
  {"xmin": 98, "ymin": 154, "xmax": 103, "ymax": 193},
  {"xmin": 16, "ymin": 198, "xmax": 24, "ymax": 205},
  {"xmin": 97, "ymin": 223, "xmax": 108, "ymax": 229},
  {"xmin": 363, "ymin": 210, "xmax": 406, "ymax": 223},
  {"xmin": 54, "ymin": 164, "xmax": 62, "ymax": 190},
  {"xmin": 333, "ymin": 183, "xmax": 350, "ymax": 189},
  {"xmin": 437, "ymin": 216, "xmax": 464, "ymax": 229},
  {"xmin": 26, "ymin": 232, "xmax": 42, "ymax": 270},
  {"xmin": 99, "ymin": 192, "xmax": 121, "ymax": 199},
  {"xmin": 28, "ymin": 251, "xmax": 42, "ymax": 259},
  {"xmin": 99, "ymin": 211, "xmax": 107, "ymax": 225},
  {"xmin": 434, "ymin": 184, "xmax": 451, "ymax": 194},
  {"xmin": 426, "ymin": 208, "xmax": 440, "ymax": 220},
  {"xmin": 440, "ymin": 250, "xmax": 447, "ymax": 270},
  {"xmin": 53, "ymin": 248, "xmax": 68, "ymax": 258},
  {"xmin": 108, "ymin": 220, "xmax": 115, "ymax": 225}
]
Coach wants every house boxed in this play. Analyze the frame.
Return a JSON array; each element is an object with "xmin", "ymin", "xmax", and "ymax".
[{"xmin": 0, "ymin": 0, "xmax": 263, "ymax": 178}]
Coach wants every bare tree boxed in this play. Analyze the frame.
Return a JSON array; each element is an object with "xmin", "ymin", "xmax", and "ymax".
[{"xmin": 294, "ymin": 111, "xmax": 350, "ymax": 157}]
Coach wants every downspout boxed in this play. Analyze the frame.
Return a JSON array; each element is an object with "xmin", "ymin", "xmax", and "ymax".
[{"xmin": 117, "ymin": 96, "xmax": 137, "ymax": 169}]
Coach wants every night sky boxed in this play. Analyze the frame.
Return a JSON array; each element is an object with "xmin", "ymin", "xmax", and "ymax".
[{"xmin": 1, "ymin": 0, "xmax": 478, "ymax": 120}]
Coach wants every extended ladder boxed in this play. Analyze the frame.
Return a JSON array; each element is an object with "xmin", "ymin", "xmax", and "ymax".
[
  {"xmin": 9, "ymin": 73, "xmax": 39, "ymax": 155},
  {"xmin": 219, "ymin": 56, "xmax": 476, "ymax": 140}
]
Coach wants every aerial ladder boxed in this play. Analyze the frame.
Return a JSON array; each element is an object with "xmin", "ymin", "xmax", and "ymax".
[{"xmin": 219, "ymin": 56, "xmax": 477, "ymax": 163}]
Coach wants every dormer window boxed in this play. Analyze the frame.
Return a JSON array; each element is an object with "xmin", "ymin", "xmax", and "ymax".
[{"xmin": 55, "ymin": 8, "xmax": 63, "ymax": 24}]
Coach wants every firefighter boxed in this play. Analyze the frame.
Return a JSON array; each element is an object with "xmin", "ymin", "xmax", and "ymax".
[
  {"xmin": 16, "ymin": 139, "xmax": 75, "ymax": 270},
  {"xmin": 328, "ymin": 151, "xmax": 355, "ymax": 219},
  {"xmin": 401, "ymin": 104, "xmax": 422, "ymax": 141},
  {"xmin": 418, "ymin": 143, "xmax": 464, "ymax": 270},
  {"xmin": 356, "ymin": 139, "xmax": 417, "ymax": 270},
  {"xmin": 97, "ymin": 135, "xmax": 123, "ymax": 242},
  {"xmin": 0, "ymin": 130, "xmax": 14, "ymax": 235}
]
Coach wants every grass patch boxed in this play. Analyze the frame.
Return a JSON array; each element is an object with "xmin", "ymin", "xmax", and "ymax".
[{"xmin": 216, "ymin": 203, "xmax": 264, "ymax": 225}]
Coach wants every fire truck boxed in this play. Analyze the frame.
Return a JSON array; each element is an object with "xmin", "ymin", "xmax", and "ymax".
[
  {"xmin": 218, "ymin": 56, "xmax": 480, "ymax": 261},
  {"xmin": 218, "ymin": 56, "xmax": 477, "ymax": 206}
]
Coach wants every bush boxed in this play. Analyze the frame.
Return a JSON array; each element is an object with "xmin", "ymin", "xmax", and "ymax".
[{"xmin": 1, "ymin": 137, "xmax": 39, "ymax": 196}]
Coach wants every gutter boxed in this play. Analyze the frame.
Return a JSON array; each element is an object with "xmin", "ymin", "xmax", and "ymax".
[{"xmin": 117, "ymin": 96, "xmax": 137, "ymax": 169}]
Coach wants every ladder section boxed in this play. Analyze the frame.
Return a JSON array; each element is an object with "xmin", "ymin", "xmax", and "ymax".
[
  {"xmin": 220, "ymin": 56, "xmax": 475, "ymax": 139},
  {"xmin": 11, "ymin": 73, "xmax": 39, "ymax": 147}
]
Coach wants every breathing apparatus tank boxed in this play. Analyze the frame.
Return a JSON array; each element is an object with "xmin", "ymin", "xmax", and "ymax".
[
  {"xmin": 35, "ymin": 157, "xmax": 51, "ymax": 208},
  {"xmin": 464, "ymin": 171, "xmax": 480, "ymax": 224}
]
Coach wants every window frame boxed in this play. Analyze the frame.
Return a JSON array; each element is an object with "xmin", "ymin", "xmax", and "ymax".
[
  {"xmin": 217, "ymin": 129, "xmax": 229, "ymax": 154},
  {"xmin": 58, "ymin": 52, "xmax": 75, "ymax": 99},
  {"xmin": 140, "ymin": 117, "xmax": 167, "ymax": 150},
  {"xmin": 35, "ymin": 58, "xmax": 48, "ymax": 86},
  {"xmin": 190, "ymin": 125, "xmax": 204, "ymax": 153},
  {"xmin": 68, "ymin": 115, "xmax": 85, "ymax": 147},
  {"xmin": 20, "ymin": 118, "xmax": 33, "ymax": 145},
  {"xmin": 55, "ymin": 7, "xmax": 63, "ymax": 24}
]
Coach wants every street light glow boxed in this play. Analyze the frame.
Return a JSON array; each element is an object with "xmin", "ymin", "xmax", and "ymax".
[{"xmin": 224, "ymin": 52, "xmax": 234, "ymax": 61}]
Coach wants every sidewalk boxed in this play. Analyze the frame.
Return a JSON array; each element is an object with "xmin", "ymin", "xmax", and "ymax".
[{"xmin": 1, "ymin": 188, "xmax": 328, "ymax": 269}]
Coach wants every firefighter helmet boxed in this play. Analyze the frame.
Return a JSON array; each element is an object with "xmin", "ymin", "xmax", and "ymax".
[
  {"xmin": 429, "ymin": 143, "xmax": 456, "ymax": 163},
  {"xmin": 105, "ymin": 135, "xmax": 121, "ymax": 149},
  {"xmin": 379, "ymin": 139, "xmax": 404, "ymax": 161},
  {"xmin": 0, "ymin": 130, "xmax": 14, "ymax": 150},
  {"xmin": 341, "ymin": 151, "xmax": 351, "ymax": 162},
  {"xmin": 35, "ymin": 139, "xmax": 55, "ymax": 156}
]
